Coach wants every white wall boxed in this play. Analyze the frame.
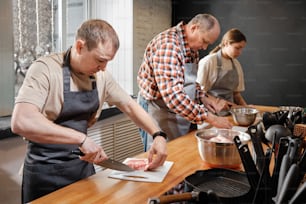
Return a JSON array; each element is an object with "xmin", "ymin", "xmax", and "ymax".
[
  {"xmin": 90, "ymin": 0, "xmax": 172, "ymax": 95},
  {"xmin": 91, "ymin": 0, "xmax": 134, "ymax": 95}
]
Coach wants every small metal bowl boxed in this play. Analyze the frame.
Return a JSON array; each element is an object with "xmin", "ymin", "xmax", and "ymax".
[
  {"xmin": 195, "ymin": 129, "xmax": 251, "ymax": 168},
  {"xmin": 230, "ymin": 107, "xmax": 258, "ymax": 126}
]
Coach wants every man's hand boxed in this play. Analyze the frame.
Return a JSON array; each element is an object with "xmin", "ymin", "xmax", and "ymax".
[
  {"xmin": 145, "ymin": 136, "xmax": 168, "ymax": 170},
  {"xmin": 205, "ymin": 112, "xmax": 233, "ymax": 129},
  {"xmin": 79, "ymin": 136, "xmax": 108, "ymax": 164},
  {"xmin": 202, "ymin": 94, "xmax": 235, "ymax": 114}
]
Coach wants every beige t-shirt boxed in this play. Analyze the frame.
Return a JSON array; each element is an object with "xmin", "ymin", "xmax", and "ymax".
[
  {"xmin": 196, "ymin": 52, "xmax": 245, "ymax": 92},
  {"xmin": 15, "ymin": 53, "xmax": 131, "ymax": 123}
]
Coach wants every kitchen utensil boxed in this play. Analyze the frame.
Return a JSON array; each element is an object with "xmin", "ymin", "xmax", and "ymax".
[
  {"xmin": 275, "ymin": 154, "xmax": 291, "ymax": 201},
  {"xmin": 279, "ymin": 106, "xmax": 304, "ymax": 120},
  {"xmin": 147, "ymin": 191, "xmax": 207, "ymax": 204},
  {"xmin": 149, "ymin": 168, "xmax": 251, "ymax": 204},
  {"xmin": 71, "ymin": 149, "xmax": 134, "ymax": 172},
  {"xmin": 248, "ymin": 125, "xmax": 265, "ymax": 173},
  {"xmin": 250, "ymin": 144, "xmax": 274, "ymax": 203},
  {"xmin": 256, "ymin": 121, "xmax": 267, "ymax": 144},
  {"xmin": 276, "ymin": 163, "xmax": 300, "ymax": 204},
  {"xmin": 286, "ymin": 137, "xmax": 302, "ymax": 164},
  {"xmin": 289, "ymin": 182, "xmax": 306, "ymax": 204},
  {"xmin": 184, "ymin": 168, "xmax": 252, "ymax": 203},
  {"xmin": 195, "ymin": 129, "xmax": 251, "ymax": 168},
  {"xmin": 278, "ymin": 111, "xmax": 290, "ymax": 126},
  {"xmin": 271, "ymin": 137, "xmax": 289, "ymax": 197},
  {"xmin": 297, "ymin": 148, "xmax": 306, "ymax": 181},
  {"xmin": 233, "ymin": 136, "xmax": 260, "ymax": 191},
  {"xmin": 262, "ymin": 111, "xmax": 278, "ymax": 129},
  {"xmin": 252, "ymin": 148, "xmax": 272, "ymax": 204},
  {"xmin": 265, "ymin": 124, "xmax": 292, "ymax": 144},
  {"xmin": 230, "ymin": 107, "xmax": 258, "ymax": 126},
  {"xmin": 207, "ymin": 190, "xmax": 222, "ymax": 204}
]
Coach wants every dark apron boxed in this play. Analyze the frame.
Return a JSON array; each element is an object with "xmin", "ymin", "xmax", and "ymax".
[
  {"xmin": 22, "ymin": 48, "xmax": 99, "ymax": 203},
  {"xmin": 208, "ymin": 50, "xmax": 239, "ymax": 102}
]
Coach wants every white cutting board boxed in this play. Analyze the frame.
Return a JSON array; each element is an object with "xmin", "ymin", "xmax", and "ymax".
[
  {"xmin": 198, "ymin": 122, "xmax": 248, "ymax": 132},
  {"xmin": 108, "ymin": 158, "xmax": 173, "ymax": 182}
]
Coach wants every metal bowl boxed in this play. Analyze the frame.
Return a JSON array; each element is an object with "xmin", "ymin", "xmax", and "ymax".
[
  {"xmin": 195, "ymin": 129, "xmax": 251, "ymax": 168},
  {"xmin": 230, "ymin": 107, "xmax": 258, "ymax": 126}
]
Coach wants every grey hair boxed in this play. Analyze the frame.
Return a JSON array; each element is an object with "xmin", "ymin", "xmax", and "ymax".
[{"xmin": 188, "ymin": 14, "xmax": 218, "ymax": 32}]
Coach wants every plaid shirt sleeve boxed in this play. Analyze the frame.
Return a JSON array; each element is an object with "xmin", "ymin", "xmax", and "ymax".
[{"xmin": 152, "ymin": 42, "xmax": 208, "ymax": 124}]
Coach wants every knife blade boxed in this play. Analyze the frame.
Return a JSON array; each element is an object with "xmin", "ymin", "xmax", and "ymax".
[{"xmin": 72, "ymin": 149, "xmax": 134, "ymax": 172}]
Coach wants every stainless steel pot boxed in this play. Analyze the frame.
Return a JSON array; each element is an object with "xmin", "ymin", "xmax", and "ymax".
[{"xmin": 195, "ymin": 129, "xmax": 251, "ymax": 168}]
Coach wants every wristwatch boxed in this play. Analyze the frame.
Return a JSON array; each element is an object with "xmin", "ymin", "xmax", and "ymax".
[{"xmin": 152, "ymin": 131, "xmax": 167, "ymax": 140}]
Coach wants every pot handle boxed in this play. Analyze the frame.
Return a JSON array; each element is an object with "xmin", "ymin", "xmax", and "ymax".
[{"xmin": 148, "ymin": 192, "xmax": 200, "ymax": 204}]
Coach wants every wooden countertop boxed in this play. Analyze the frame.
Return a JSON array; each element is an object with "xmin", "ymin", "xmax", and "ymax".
[{"xmin": 30, "ymin": 105, "xmax": 279, "ymax": 204}]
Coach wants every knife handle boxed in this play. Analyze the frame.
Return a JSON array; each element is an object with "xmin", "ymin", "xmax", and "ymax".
[{"xmin": 72, "ymin": 149, "xmax": 85, "ymax": 156}]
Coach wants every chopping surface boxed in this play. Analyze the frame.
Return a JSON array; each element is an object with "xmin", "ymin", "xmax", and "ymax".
[{"xmin": 109, "ymin": 158, "xmax": 173, "ymax": 182}]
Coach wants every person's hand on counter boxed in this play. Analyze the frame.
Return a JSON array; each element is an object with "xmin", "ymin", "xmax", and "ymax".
[
  {"xmin": 205, "ymin": 111, "xmax": 233, "ymax": 129},
  {"xmin": 145, "ymin": 136, "xmax": 168, "ymax": 170},
  {"xmin": 202, "ymin": 93, "xmax": 235, "ymax": 114}
]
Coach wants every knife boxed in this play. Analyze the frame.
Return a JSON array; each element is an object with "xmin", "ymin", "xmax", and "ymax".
[{"xmin": 72, "ymin": 149, "xmax": 134, "ymax": 172}]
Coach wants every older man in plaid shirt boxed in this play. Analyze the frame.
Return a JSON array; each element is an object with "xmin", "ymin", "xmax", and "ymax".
[{"xmin": 137, "ymin": 14, "xmax": 234, "ymax": 151}]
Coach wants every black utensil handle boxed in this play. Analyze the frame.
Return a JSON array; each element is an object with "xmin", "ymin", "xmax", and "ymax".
[
  {"xmin": 248, "ymin": 125, "xmax": 265, "ymax": 172},
  {"xmin": 271, "ymin": 137, "xmax": 289, "ymax": 197},
  {"xmin": 234, "ymin": 136, "xmax": 260, "ymax": 191},
  {"xmin": 252, "ymin": 148, "xmax": 272, "ymax": 204},
  {"xmin": 72, "ymin": 149, "xmax": 85, "ymax": 156}
]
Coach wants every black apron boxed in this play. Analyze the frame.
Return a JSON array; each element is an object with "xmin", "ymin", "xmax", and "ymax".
[
  {"xmin": 208, "ymin": 50, "xmax": 239, "ymax": 102},
  {"xmin": 22, "ymin": 48, "xmax": 99, "ymax": 203}
]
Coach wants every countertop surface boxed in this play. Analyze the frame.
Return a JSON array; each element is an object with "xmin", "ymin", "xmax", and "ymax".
[{"xmin": 30, "ymin": 105, "xmax": 280, "ymax": 204}]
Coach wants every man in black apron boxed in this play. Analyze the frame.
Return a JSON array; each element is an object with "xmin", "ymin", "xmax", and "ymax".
[
  {"xmin": 21, "ymin": 49, "xmax": 98, "ymax": 203},
  {"xmin": 12, "ymin": 19, "xmax": 167, "ymax": 203},
  {"xmin": 137, "ymin": 14, "xmax": 233, "ymax": 150}
]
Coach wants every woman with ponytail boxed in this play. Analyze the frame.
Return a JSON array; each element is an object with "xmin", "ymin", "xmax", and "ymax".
[{"xmin": 196, "ymin": 28, "xmax": 247, "ymax": 106}]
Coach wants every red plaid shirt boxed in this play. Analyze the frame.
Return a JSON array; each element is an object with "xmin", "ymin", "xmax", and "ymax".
[{"xmin": 137, "ymin": 22, "xmax": 208, "ymax": 124}]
